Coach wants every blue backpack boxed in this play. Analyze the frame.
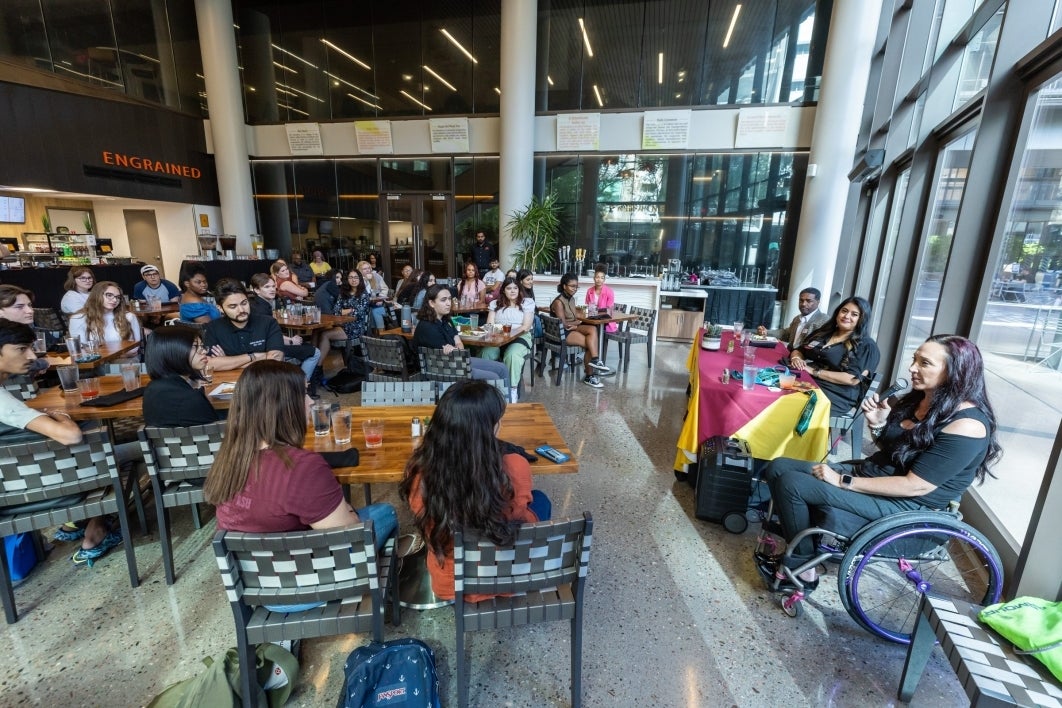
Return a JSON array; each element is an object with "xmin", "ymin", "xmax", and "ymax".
[{"xmin": 340, "ymin": 639, "xmax": 441, "ymax": 707}]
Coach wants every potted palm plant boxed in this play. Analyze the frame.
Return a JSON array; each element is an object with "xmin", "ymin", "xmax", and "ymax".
[{"xmin": 507, "ymin": 193, "xmax": 560, "ymax": 273}]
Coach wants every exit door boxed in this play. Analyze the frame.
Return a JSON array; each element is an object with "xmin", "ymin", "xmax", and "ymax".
[{"xmin": 380, "ymin": 193, "xmax": 454, "ymax": 281}]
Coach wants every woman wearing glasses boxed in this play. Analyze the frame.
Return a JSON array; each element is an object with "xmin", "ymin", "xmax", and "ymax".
[
  {"xmin": 61, "ymin": 266, "xmax": 95, "ymax": 314},
  {"xmin": 334, "ymin": 268, "xmax": 373, "ymax": 342},
  {"xmin": 67, "ymin": 281, "xmax": 142, "ymax": 354},
  {"xmin": 143, "ymin": 325, "xmax": 220, "ymax": 427}
]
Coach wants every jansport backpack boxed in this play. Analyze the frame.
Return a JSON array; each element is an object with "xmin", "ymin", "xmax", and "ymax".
[{"xmin": 339, "ymin": 639, "xmax": 441, "ymax": 708}]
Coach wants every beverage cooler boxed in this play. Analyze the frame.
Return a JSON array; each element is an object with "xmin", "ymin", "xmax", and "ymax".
[{"xmin": 21, "ymin": 232, "xmax": 102, "ymax": 258}]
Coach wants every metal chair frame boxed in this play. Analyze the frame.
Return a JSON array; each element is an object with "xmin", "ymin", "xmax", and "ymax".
[
  {"xmin": 362, "ymin": 335, "xmax": 418, "ymax": 380},
  {"xmin": 537, "ymin": 314, "xmax": 579, "ymax": 385},
  {"xmin": 360, "ymin": 380, "xmax": 437, "ymax": 406},
  {"xmin": 604, "ymin": 305, "xmax": 657, "ymax": 372}
]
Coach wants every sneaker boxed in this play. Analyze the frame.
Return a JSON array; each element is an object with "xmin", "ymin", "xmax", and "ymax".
[
  {"xmin": 509, "ymin": 389, "xmax": 520, "ymax": 404},
  {"xmin": 582, "ymin": 374, "xmax": 603, "ymax": 389},
  {"xmin": 71, "ymin": 531, "xmax": 123, "ymax": 567},
  {"xmin": 54, "ymin": 522, "xmax": 85, "ymax": 542},
  {"xmin": 588, "ymin": 358, "xmax": 612, "ymax": 374}
]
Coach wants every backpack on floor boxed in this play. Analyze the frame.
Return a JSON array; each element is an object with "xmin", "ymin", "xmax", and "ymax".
[
  {"xmin": 339, "ymin": 639, "xmax": 441, "ymax": 708},
  {"xmin": 327, "ymin": 355, "xmax": 370, "ymax": 394}
]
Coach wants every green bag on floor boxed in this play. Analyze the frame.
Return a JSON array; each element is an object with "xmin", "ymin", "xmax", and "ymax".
[
  {"xmin": 979, "ymin": 596, "xmax": 1062, "ymax": 683},
  {"xmin": 147, "ymin": 643, "xmax": 299, "ymax": 708}
]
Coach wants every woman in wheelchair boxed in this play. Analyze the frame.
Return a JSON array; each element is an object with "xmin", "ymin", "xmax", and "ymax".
[{"xmin": 761, "ymin": 334, "xmax": 1000, "ymax": 593}]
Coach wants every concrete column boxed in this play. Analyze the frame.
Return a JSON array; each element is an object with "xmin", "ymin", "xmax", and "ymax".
[
  {"xmin": 194, "ymin": 0, "xmax": 258, "ymax": 253},
  {"xmin": 497, "ymin": 0, "xmax": 538, "ymax": 268},
  {"xmin": 788, "ymin": 0, "xmax": 883, "ymax": 316}
]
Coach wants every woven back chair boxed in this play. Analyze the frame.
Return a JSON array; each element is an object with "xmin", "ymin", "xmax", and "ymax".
[
  {"xmin": 0, "ymin": 430, "xmax": 139, "ymax": 623},
  {"xmin": 604, "ymin": 305, "xmax": 657, "ymax": 372},
  {"xmin": 213, "ymin": 522, "xmax": 399, "ymax": 707},
  {"xmin": 537, "ymin": 314, "xmax": 578, "ymax": 385},
  {"xmin": 454, "ymin": 512, "xmax": 594, "ymax": 708},
  {"xmin": 1, "ymin": 377, "xmax": 39, "ymax": 401},
  {"xmin": 435, "ymin": 378, "xmax": 507, "ymax": 400},
  {"xmin": 33, "ymin": 307, "xmax": 66, "ymax": 342},
  {"xmin": 139, "ymin": 421, "xmax": 226, "ymax": 584},
  {"xmin": 360, "ymin": 380, "xmax": 436, "ymax": 406},
  {"xmin": 418, "ymin": 346, "xmax": 472, "ymax": 383},
  {"xmin": 362, "ymin": 335, "xmax": 416, "ymax": 380}
]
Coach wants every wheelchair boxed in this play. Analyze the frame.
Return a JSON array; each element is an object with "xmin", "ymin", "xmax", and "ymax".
[{"xmin": 754, "ymin": 502, "xmax": 1004, "ymax": 644}]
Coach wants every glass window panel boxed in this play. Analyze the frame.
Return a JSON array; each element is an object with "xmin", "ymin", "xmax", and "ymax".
[
  {"xmin": 899, "ymin": 130, "xmax": 977, "ymax": 366},
  {"xmin": 455, "ymin": 157, "xmax": 500, "ymax": 263},
  {"xmin": 372, "ymin": 2, "xmax": 426, "ymax": 117},
  {"xmin": 110, "ymin": 0, "xmax": 174, "ymax": 107},
  {"xmin": 975, "ymin": 74, "xmax": 1062, "ymax": 543},
  {"xmin": 380, "ymin": 158, "xmax": 453, "ymax": 192},
  {"xmin": 0, "ymin": 1, "xmax": 50, "ymax": 73},
  {"xmin": 580, "ymin": 3, "xmax": 645, "ymax": 109},
  {"xmin": 952, "ymin": 5, "xmax": 1003, "ymax": 110},
  {"xmin": 872, "ymin": 168, "xmax": 911, "ymax": 334},
  {"xmin": 40, "ymin": 0, "xmax": 121, "ymax": 91},
  {"xmin": 470, "ymin": 2, "xmax": 501, "ymax": 114},
  {"xmin": 251, "ymin": 160, "xmax": 297, "ymax": 251},
  {"xmin": 536, "ymin": 0, "xmax": 583, "ymax": 111},
  {"xmin": 335, "ymin": 159, "xmax": 380, "ymax": 270},
  {"xmin": 639, "ymin": 0, "xmax": 709, "ymax": 108},
  {"xmin": 163, "ymin": 0, "xmax": 207, "ymax": 115},
  {"xmin": 318, "ymin": 1, "xmax": 380, "ymax": 119}
]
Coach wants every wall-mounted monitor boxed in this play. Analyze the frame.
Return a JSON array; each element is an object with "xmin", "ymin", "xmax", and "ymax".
[
  {"xmin": 0, "ymin": 196, "xmax": 25, "ymax": 224},
  {"xmin": 318, "ymin": 219, "xmax": 334, "ymax": 235}
]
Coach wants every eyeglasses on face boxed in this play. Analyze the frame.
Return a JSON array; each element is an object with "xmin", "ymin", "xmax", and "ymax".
[
  {"xmin": 76, "ymin": 276, "xmax": 94, "ymax": 282},
  {"xmin": 103, "ymin": 292, "xmax": 122, "ymax": 300}
]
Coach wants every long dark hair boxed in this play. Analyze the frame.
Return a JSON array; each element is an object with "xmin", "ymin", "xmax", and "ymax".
[
  {"xmin": 204, "ymin": 360, "xmax": 308, "ymax": 505},
  {"xmin": 887, "ymin": 335, "xmax": 1001, "ymax": 483},
  {"xmin": 516, "ymin": 269, "xmax": 535, "ymax": 298},
  {"xmin": 340, "ymin": 269, "xmax": 368, "ymax": 299},
  {"xmin": 458, "ymin": 262, "xmax": 481, "ymax": 298},
  {"xmin": 395, "ymin": 269, "xmax": 426, "ymax": 305},
  {"xmin": 495, "ymin": 277, "xmax": 525, "ymax": 310},
  {"xmin": 803, "ymin": 295, "xmax": 872, "ymax": 370},
  {"xmin": 416, "ymin": 284, "xmax": 451, "ymax": 324},
  {"xmin": 146, "ymin": 325, "xmax": 203, "ymax": 381},
  {"xmin": 399, "ymin": 380, "xmax": 517, "ymax": 560}
]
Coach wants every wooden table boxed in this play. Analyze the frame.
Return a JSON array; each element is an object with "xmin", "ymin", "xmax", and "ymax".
[
  {"xmin": 45, "ymin": 339, "xmax": 142, "ymax": 371},
  {"xmin": 129, "ymin": 302, "xmax": 180, "ymax": 323},
  {"xmin": 308, "ymin": 403, "xmax": 577, "ymax": 485},
  {"xmin": 274, "ymin": 312, "xmax": 355, "ymax": 335},
  {"xmin": 27, "ymin": 369, "xmax": 242, "ymax": 420},
  {"xmin": 576, "ymin": 311, "xmax": 641, "ymax": 361},
  {"xmin": 378, "ymin": 326, "xmax": 522, "ymax": 349}
]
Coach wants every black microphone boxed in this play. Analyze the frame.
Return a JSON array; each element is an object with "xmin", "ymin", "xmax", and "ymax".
[{"xmin": 872, "ymin": 377, "xmax": 910, "ymax": 402}]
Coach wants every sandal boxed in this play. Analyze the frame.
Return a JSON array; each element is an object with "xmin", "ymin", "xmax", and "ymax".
[
  {"xmin": 53, "ymin": 522, "xmax": 85, "ymax": 542},
  {"xmin": 71, "ymin": 531, "xmax": 123, "ymax": 567}
]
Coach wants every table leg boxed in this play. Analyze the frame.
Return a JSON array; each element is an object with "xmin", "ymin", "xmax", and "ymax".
[{"xmin": 898, "ymin": 594, "xmax": 934, "ymax": 702}]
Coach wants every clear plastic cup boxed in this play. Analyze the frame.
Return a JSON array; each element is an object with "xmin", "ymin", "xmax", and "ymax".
[
  {"xmin": 362, "ymin": 419, "xmax": 384, "ymax": 448},
  {"xmin": 311, "ymin": 403, "xmax": 332, "ymax": 437},
  {"xmin": 331, "ymin": 409, "xmax": 352, "ymax": 445},
  {"xmin": 57, "ymin": 364, "xmax": 79, "ymax": 392},
  {"xmin": 34, "ymin": 332, "xmax": 47, "ymax": 354},
  {"xmin": 120, "ymin": 363, "xmax": 140, "ymax": 392},
  {"xmin": 742, "ymin": 365, "xmax": 757, "ymax": 391},
  {"xmin": 470, "ymin": 313, "xmax": 479, "ymax": 329},
  {"xmin": 78, "ymin": 377, "xmax": 100, "ymax": 399}
]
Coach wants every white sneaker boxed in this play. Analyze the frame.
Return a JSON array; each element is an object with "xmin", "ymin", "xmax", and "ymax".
[
  {"xmin": 588, "ymin": 358, "xmax": 612, "ymax": 374},
  {"xmin": 583, "ymin": 374, "xmax": 603, "ymax": 388},
  {"xmin": 510, "ymin": 389, "xmax": 520, "ymax": 403}
]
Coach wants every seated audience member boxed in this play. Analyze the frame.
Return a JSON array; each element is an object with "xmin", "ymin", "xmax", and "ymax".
[
  {"xmin": 0, "ymin": 321, "xmax": 122, "ymax": 565},
  {"xmin": 505, "ymin": 269, "xmax": 518, "ymax": 281},
  {"xmin": 551, "ymin": 273, "xmax": 612, "ymax": 389},
  {"xmin": 413, "ymin": 285, "xmax": 511, "ymax": 393},
  {"xmin": 400, "ymin": 380, "xmax": 550, "ymax": 602},
  {"xmin": 178, "ymin": 262, "xmax": 222, "ymax": 323},
  {"xmin": 482, "ymin": 257, "xmax": 505, "ymax": 302},
  {"xmin": 367, "ymin": 253, "xmax": 384, "ymax": 275},
  {"xmin": 335, "ymin": 269, "xmax": 372, "ymax": 344},
  {"xmin": 143, "ymin": 325, "xmax": 222, "ymax": 427},
  {"xmin": 289, "ymin": 252, "xmax": 314, "ymax": 286},
  {"xmin": 309, "ymin": 250, "xmax": 332, "ymax": 279},
  {"xmin": 252, "ymin": 272, "xmax": 344, "ymax": 368},
  {"xmin": 761, "ymin": 335, "xmax": 1000, "ymax": 591},
  {"xmin": 358, "ymin": 260, "xmax": 390, "ymax": 331},
  {"xmin": 394, "ymin": 264, "xmax": 414, "ymax": 296},
  {"xmin": 67, "ymin": 281, "xmax": 142, "ymax": 356},
  {"xmin": 517, "ymin": 269, "xmax": 536, "ymax": 301},
  {"xmin": 271, "ymin": 260, "xmax": 308, "ymax": 301},
  {"xmin": 585, "ymin": 264, "xmax": 618, "ymax": 333},
  {"xmin": 61, "ymin": 266, "xmax": 95, "ymax": 315},
  {"xmin": 205, "ymin": 360, "xmax": 397, "ymax": 611},
  {"xmin": 757, "ymin": 287, "xmax": 828, "ymax": 349},
  {"xmin": 202, "ymin": 278, "xmax": 286, "ymax": 372},
  {"xmin": 0, "ymin": 285, "xmax": 48, "ymax": 377},
  {"xmin": 457, "ymin": 261, "xmax": 486, "ymax": 309},
  {"xmin": 787, "ymin": 295, "xmax": 880, "ymax": 411},
  {"xmin": 314, "ymin": 269, "xmax": 342, "ymax": 313},
  {"xmin": 394, "ymin": 269, "xmax": 435, "ymax": 326},
  {"xmin": 132, "ymin": 265, "xmax": 180, "ymax": 303},
  {"xmin": 483, "ymin": 278, "xmax": 535, "ymax": 403}
]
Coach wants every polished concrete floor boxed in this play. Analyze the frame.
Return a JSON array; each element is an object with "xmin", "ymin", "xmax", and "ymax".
[{"xmin": 0, "ymin": 340, "xmax": 972, "ymax": 706}]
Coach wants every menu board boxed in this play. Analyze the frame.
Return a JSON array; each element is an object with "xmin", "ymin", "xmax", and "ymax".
[
  {"xmin": 0, "ymin": 196, "xmax": 25, "ymax": 224},
  {"xmin": 355, "ymin": 120, "xmax": 394, "ymax": 154}
]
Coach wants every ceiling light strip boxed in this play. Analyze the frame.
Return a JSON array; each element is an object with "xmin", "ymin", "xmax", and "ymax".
[
  {"xmin": 593, "ymin": 84, "xmax": 603, "ymax": 107},
  {"xmin": 276, "ymin": 82, "xmax": 325, "ymax": 103},
  {"xmin": 423, "ymin": 65, "xmax": 457, "ymax": 91},
  {"xmin": 347, "ymin": 93, "xmax": 382, "ymax": 110},
  {"xmin": 723, "ymin": 5, "xmax": 742, "ymax": 49},
  {"xmin": 399, "ymin": 90, "xmax": 432, "ymax": 111},
  {"xmin": 320, "ymin": 39, "xmax": 371, "ymax": 71},
  {"xmin": 440, "ymin": 29, "xmax": 478, "ymax": 64},
  {"xmin": 325, "ymin": 71, "xmax": 379, "ymax": 99},
  {"xmin": 578, "ymin": 18, "xmax": 594, "ymax": 57},
  {"xmin": 658, "ymin": 52, "xmax": 664, "ymax": 84},
  {"xmin": 271, "ymin": 43, "xmax": 317, "ymax": 69}
]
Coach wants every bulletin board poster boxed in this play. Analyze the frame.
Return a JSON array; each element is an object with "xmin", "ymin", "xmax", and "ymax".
[
  {"xmin": 735, "ymin": 108, "xmax": 791, "ymax": 148},
  {"xmin": 429, "ymin": 117, "xmax": 470, "ymax": 153},
  {"xmin": 355, "ymin": 121, "xmax": 394, "ymax": 154},
  {"xmin": 557, "ymin": 113, "xmax": 600, "ymax": 151},
  {"xmin": 642, "ymin": 110, "xmax": 691, "ymax": 150},
  {"xmin": 285, "ymin": 123, "xmax": 324, "ymax": 155}
]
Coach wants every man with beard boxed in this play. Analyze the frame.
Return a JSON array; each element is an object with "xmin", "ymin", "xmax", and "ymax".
[
  {"xmin": 757, "ymin": 287, "xmax": 829, "ymax": 350},
  {"xmin": 202, "ymin": 278, "xmax": 289, "ymax": 374}
]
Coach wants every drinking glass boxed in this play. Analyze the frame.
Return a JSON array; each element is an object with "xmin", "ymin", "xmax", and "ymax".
[
  {"xmin": 742, "ymin": 365, "xmax": 757, "ymax": 391},
  {"xmin": 362, "ymin": 419, "xmax": 384, "ymax": 448},
  {"xmin": 78, "ymin": 377, "xmax": 100, "ymax": 399},
  {"xmin": 331, "ymin": 410, "xmax": 352, "ymax": 445},
  {"xmin": 119, "ymin": 363, "xmax": 140, "ymax": 392},
  {"xmin": 470, "ymin": 313, "xmax": 479, "ymax": 329},
  {"xmin": 311, "ymin": 403, "xmax": 332, "ymax": 437},
  {"xmin": 57, "ymin": 364, "xmax": 79, "ymax": 392},
  {"xmin": 65, "ymin": 336, "xmax": 81, "ymax": 359},
  {"xmin": 502, "ymin": 323, "xmax": 513, "ymax": 335},
  {"xmin": 34, "ymin": 332, "xmax": 47, "ymax": 354},
  {"xmin": 733, "ymin": 321, "xmax": 745, "ymax": 338}
]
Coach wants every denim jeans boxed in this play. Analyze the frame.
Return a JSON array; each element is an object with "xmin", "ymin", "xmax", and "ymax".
[{"xmin": 264, "ymin": 503, "xmax": 398, "ymax": 613}]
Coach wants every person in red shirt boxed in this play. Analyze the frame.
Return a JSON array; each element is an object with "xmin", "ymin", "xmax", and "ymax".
[{"xmin": 400, "ymin": 380, "xmax": 551, "ymax": 602}]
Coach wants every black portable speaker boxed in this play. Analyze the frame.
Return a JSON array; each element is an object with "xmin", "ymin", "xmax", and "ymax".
[{"xmin": 695, "ymin": 436, "xmax": 755, "ymax": 533}]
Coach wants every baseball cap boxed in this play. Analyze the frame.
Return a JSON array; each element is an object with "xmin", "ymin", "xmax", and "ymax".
[{"xmin": 140, "ymin": 265, "xmax": 160, "ymax": 275}]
